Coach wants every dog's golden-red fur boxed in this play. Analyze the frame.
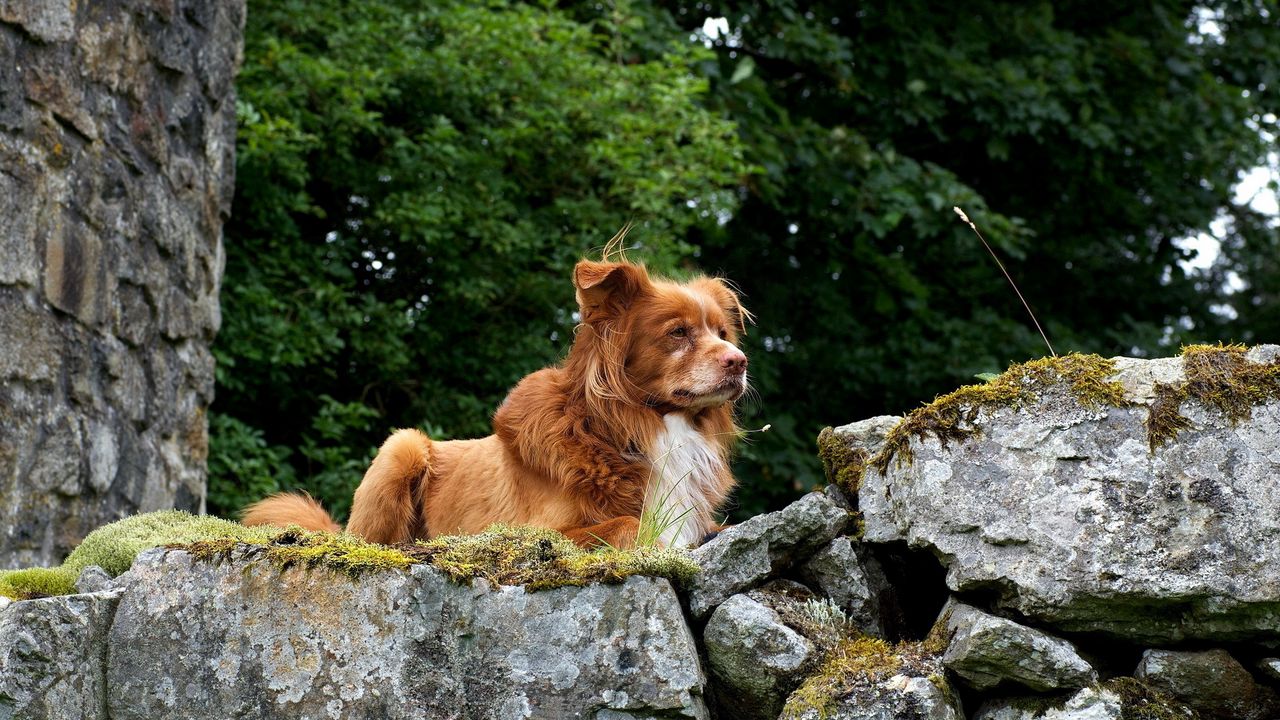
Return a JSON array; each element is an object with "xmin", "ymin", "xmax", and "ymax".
[{"xmin": 243, "ymin": 257, "xmax": 749, "ymax": 549}]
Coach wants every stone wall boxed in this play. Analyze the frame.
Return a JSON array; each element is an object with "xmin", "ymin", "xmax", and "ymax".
[{"xmin": 0, "ymin": 0, "xmax": 244, "ymax": 567}]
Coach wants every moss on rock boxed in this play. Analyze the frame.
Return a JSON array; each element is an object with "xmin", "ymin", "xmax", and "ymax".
[
  {"xmin": 404, "ymin": 524, "xmax": 699, "ymax": 592},
  {"xmin": 1105, "ymin": 677, "xmax": 1202, "ymax": 720},
  {"xmin": 871, "ymin": 353, "xmax": 1127, "ymax": 473},
  {"xmin": 849, "ymin": 345, "xmax": 1280, "ymax": 472},
  {"xmin": 1, "ymin": 510, "xmax": 272, "ymax": 600},
  {"xmin": 2, "ymin": 512, "xmax": 697, "ymax": 601},
  {"xmin": 817, "ymin": 427, "xmax": 871, "ymax": 495},
  {"xmin": 779, "ymin": 635, "xmax": 943, "ymax": 720},
  {"xmin": 183, "ymin": 527, "xmax": 415, "ymax": 578},
  {"xmin": 1147, "ymin": 344, "xmax": 1280, "ymax": 450}
]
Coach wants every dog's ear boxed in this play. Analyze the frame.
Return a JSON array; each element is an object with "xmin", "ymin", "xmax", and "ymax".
[
  {"xmin": 574, "ymin": 260, "xmax": 650, "ymax": 324},
  {"xmin": 695, "ymin": 277, "xmax": 753, "ymax": 336}
]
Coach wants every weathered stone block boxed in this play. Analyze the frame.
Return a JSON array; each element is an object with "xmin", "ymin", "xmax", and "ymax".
[
  {"xmin": 704, "ymin": 593, "xmax": 815, "ymax": 720},
  {"xmin": 938, "ymin": 600, "xmax": 1097, "ymax": 692},
  {"xmin": 858, "ymin": 349, "xmax": 1280, "ymax": 642},
  {"xmin": 0, "ymin": 590, "xmax": 120, "ymax": 720},
  {"xmin": 104, "ymin": 549, "xmax": 709, "ymax": 720},
  {"xmin": 685, "ymin": 491, "xmax": 849, "ymax": 619},
  {"xmin": 0, "ymin": 0, "xmax": 242, "ymax": 566}
]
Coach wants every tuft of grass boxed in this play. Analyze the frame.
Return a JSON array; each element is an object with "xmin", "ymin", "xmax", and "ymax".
[
  {"xmin": 955, "ymin": 206, "xmax": 1056, "ymax": 357},
  {"xmin": 1147, "ymin": 343, "xmax": 1280, "ymax": 450},
  {"xmin": 405, "ymin": 524, "xmax": 698, "ymax": 592},
  {"xmin": 1, "ymin": 510, "xmax": 273, "ymax": 600},
  {"xmin": 872, "ymin": 353, "xmax": 1127, "ymax": 472}
]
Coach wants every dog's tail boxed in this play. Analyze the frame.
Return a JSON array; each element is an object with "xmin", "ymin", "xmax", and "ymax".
[
  {"xmin": 242, "ymin": 492, "xmax": 343, "ymax": 533},
  {"xmin": 345, "ymin": 428, "xmax": 433, "ymax": 545}
]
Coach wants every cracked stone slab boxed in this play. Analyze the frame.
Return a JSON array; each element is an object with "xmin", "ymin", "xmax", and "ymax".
[
  {"xmin": 0, "ymin": 590, "xmax": 120, "ymax": 720},
  {"xmin": 104, "ymin": 548, "xmax": 709, "ymax": 720},
  {"xmin": 684, "ymin": 492, "xmax": 849, "ymax": 619},
  {"xmin": 859, "ymin": 348, "xmax": 1280, "ymax": 642}
]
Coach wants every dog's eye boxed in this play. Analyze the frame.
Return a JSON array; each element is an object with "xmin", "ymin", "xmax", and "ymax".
[
  {"xmin": 670, "ymin": 326, "xmax": 688, "ymax": 338},
  {"xmin": 718, "ymin": 328, "xmax": 728, "ymax": 340}
]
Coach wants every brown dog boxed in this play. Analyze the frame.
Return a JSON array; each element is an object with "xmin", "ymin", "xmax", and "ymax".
[{"xmin": 242, "ymin": 256, "xmax": 749, "ymax": 548}]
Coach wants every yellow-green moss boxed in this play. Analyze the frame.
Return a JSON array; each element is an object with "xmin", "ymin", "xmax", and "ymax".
[
  {"xmin": 182, "ymin": 527, "xmax": 414, "ymax": 578},
  {"xmin": 2, "ymin": 514, "xmax": 698, "ymax": 601},
  {"xmin": 404, "ymin": 524, "xmax": 699, "ymax": 591},
  {"xmin": 1105, "ymin": 677, "xmax": 1201, "ymax": 720},
  {"xmin": 0, "ymin": 567, "xmax": 78, "ymax": 600},
  {"xmin": 780, "ymin": 635, "xmax": 944, "ymax": 720},
  {"xmin": 817, "ymin": 427, "xmax": 871, "ymax": 495},
  {"xmin": 1146, "ymin": 344, "xmax": 1280, "ymax": 450},
  {"xmin": 0, "ymin": 510, "xmax": 273, "ymax": 600},
  {"xmin": 872, "ymin": 353, "xmax": 1127, "ymax": 472}
]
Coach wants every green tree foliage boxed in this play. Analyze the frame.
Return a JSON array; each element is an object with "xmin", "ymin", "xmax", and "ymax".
[
  {"xmin": 212, "ymin": 0, "xmax": 747, "ymax": 517},
  {"xmin": 216, "ymin": 0, "xmax": 1279, "ymax": 520},
  {"xmin": 571, "ymin": 0, "xmax": 1278, "ymax": 512}
]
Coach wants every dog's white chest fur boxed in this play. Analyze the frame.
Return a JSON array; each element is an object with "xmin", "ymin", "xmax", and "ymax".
[{"xmin": 646, "ymin": 414, "xmax": 723, "ymax": 548}]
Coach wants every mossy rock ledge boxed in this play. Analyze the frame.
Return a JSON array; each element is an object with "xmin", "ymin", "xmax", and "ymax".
[
  {"xmin": 829, "ymin": 345, "xmax": 1280, "ymax": 643},
  {"xmin": 2, "ymin": 545, "xmax": 707, "ymax": 720}
]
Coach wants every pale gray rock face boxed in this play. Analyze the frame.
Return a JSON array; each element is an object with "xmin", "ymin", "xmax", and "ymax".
[
  {"xmin": 827, "ymin": 416, "xmax": 900, "ymax": 456},
  {"xmin": 0, "ymin": 590, "xmax": 121, "ymax": 720},
  {"xmin": 1258, "ymin": 658, "xmax": 1280, "ymax": 683},
  {"xmin": 74, "ymin": 565, "xmax": 114, "ymax": 594},
  {"xmin": 104, "ymin": 549, "xmax": 708, "ymax": 720},
  {"xmin": 0, "ymin": 0, "xmax": 243, "ymax": 566},
  {"xmin": 975, "ymin": 683, "xmax": 1200, "ymax": 720},
  {"xmin": 940, "ymin": 600, "xmax": 1097, "ymax": 692},
  {"xmin": 685, "ymin": 491, "xmax": 849, "ymax": 619},
  {"xmin": 859, "ymin": 350, "xmax": 1280, "ymax": 642},
  {"xmin": 703, "ymin": 593, "xmax": 814, "ymax": 720},
  {"xmin": 1135, "ymin": 648, "xmax": 1277, "ymax": 720},
  {"xmin": 975, "ymin": 687, "xmax": 1124, "ymax": 720},
  {"xmin": 798, "ymin": 536, "xmax": 898, "ymax": 637}
]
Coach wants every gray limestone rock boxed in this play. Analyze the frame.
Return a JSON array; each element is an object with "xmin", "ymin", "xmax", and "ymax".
[
  {"xmin": 798, "ymin": 536, "xmax": 898, "ymax": 637},
  {"xmin": 1135, "ymin": 648, "xmax": 1277, "ymax": 720},
  {"xmin": 975, "ymin": 688, "xmax": 1123, "ymax": 720},
  {"xmin": 0, "ymin": 0, "xmax": 243, "ymax": 567},
  {"xmin": 939, "ymin": 600, "xmax": 1097, "ymax": 692},
  {"xmin": 826, "ymin": 415, "xmax": 900, "ymax": 456},
  {"xmin": 0, "ymin": 590, "xmax": 120, "ymax": 720},
  {"xmin": 1258, "ymin": 658, "xmax": 1280, "ymax": 683},
  {"xmin": 103, "ymin": 548, "xmax": 708, "ymax": 720},
  {"xmin": 975, "ymin": 681, "xmax": 1200, "ymax": 720},
  {"xmin": 73, "ymin": 565, "xmax": 113, "ymax": 594},
  {"xmin": 684, "ymin": 491, "xmax": 849, "ymax": 619},
  {"xmin": 859, "ymin": 349, "xmax": 1280, "ymax": 642},
  {"xmin": 704, "ymin": 593, "xmax": 815, "ymax": 720}
]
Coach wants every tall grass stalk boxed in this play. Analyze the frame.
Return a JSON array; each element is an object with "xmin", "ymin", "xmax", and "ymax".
[{"xmin": 953, "ymin": 206, "xmax": 1056, "ymax": 357}]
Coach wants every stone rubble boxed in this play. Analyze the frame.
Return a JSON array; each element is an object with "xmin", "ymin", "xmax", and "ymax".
[{"xmin": 7, "ymin": 351, "xmax": 1280, "ymax": 718}]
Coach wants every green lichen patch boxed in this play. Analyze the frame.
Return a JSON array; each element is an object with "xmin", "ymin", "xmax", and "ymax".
[
  {"xmin": 183, "ymin": 527, "xmax": 415, "ymax": 578},
  {"xmin": 872, "ymin": 353, "xmax": 1127, "ymax": 472},
  {"xmin": 403, "ymin": 524, "xmax": 699, "ymax": 592},
  {"xmin": 1146, "ymin": 344, "xmax": 1280, "ymax": 450},
  {"xmin": 779, "ymin": 635, "xmax": 943, "ymax": 720},
  {"xmin": 0, "ymin": 510, "xmax": 273, "ymax": 600},
  {"xmin": 1105, "ymin": 677, "xmax": 1201, "ymax": 720},
  {"xmin": 817, "ymin": 426, "xmax": 870, "ymax": 495}
]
